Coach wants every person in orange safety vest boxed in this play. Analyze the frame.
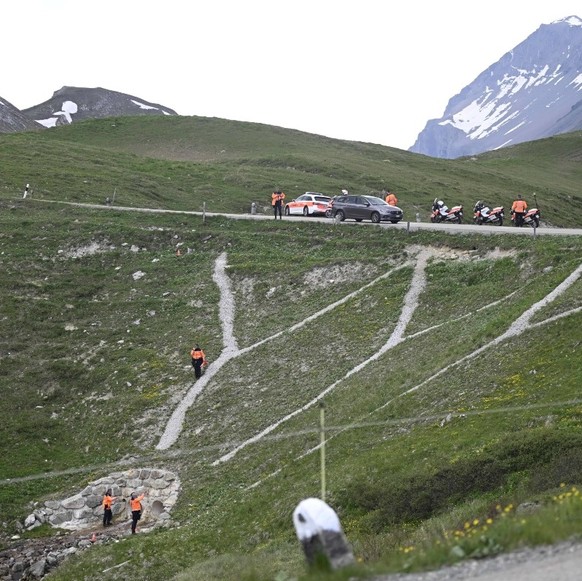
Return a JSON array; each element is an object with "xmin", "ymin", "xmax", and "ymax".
[
  {"xmin": 191, "ymin": 345, "xmax": 208, "ymax": 379},
  {"xmin": 511, "ymin": 194, "xmax": 528, "ymax": 227},
  {"xmin": 385, "ymin": 190, "xmax": 398, "ymax": 206},
  {"xmin": 271, "ymin": 189, "xmax": 286, "ymax": 219},
  {"xmin": 129, "ymin": 491, "xmax": 146, "ymax": 534},
  {"xmin": 102, "ymin": 488, "xmax": 117, "ymax": 527}
]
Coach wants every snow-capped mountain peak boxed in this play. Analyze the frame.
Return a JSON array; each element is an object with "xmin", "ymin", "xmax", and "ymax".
[
  {"xmin": 555, "ymin": 15, "xmax": 582, "ymax": 26},
  {"xmin": 409, "ymin": 15, "xmax": 582, "ymax": 158}
]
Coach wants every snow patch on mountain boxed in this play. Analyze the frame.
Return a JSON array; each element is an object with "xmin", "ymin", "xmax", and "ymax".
[
  {"xmin": 131, "ymin": 99, "xmax": 158, "ymax": 111},
  {"xmin": 37, "ymin": 100, "xmax": 78, "ymax": 128}
]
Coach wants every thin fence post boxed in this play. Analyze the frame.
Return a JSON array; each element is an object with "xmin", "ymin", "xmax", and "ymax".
[
  {"xmin": 407, "ymin": 221, "xmax": 410, "ymax": 233},
  {"xmin": 320, "ymin": 401, "xmax": 326, "ymax": 502},
  {"xmin": 203, "ymin": 201, "xmax": 206, "ymax": 224}
]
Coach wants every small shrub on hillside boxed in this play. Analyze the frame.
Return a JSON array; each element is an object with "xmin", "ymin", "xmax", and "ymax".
[{"xmin": 340, "ymin": 430, "xmax": 582, "ymax": 530}]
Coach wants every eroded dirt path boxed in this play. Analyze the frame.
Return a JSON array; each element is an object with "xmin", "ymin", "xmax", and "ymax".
[
  {"xmin": 156, "ymin": 253, "xmax": 239, "ymax": 450},
  {"xmin": 243, "ymin": 257, "xmax": 582, "ymax": 488},
  {"xmin": 157, "ymin": 249, "xmax": 582, "ymax": 466},
  {"xmin": 378, "ymin": 260, "xmax": 582, "ymax": 411},
  {"xmin": 156, "ymin": 253, "xmax": 411, "ymax": 450},
  {"xmin": 213, "ymin": 248, "xmax": 433, "ymax": 465}
]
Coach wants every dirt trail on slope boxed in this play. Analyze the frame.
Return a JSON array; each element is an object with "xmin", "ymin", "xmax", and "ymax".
[
  {"xmin": 244, "ymin": 256, "xmax": 582, "ymax": 489},
  {"xmin": 156, "ymin": 253, "xmax": 238, "ymax": 450},
  {"xmin": 213, "ymin": 247, "xmax": 434, "ymax": 464},
  {"xmin": 156, "ymin": 254, "xmax": 411, "ymax": 450},
  {"xmin": 157, "ymin": 249, "xmax": 582, "ymax": 461},
  {"xmin": 378, "ymin": 260, "xmax": 582, "ymax": 410}
]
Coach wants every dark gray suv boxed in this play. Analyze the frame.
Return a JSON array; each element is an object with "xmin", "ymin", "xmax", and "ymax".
[{"xmin": 329, "ymin": 195, "xmax": 403, "ymax": 223}]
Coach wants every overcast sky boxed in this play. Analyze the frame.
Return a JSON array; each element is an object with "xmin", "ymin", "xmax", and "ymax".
[{"xmin": 3, "ymin": 1, "xmax": 581, "ymax": 150}]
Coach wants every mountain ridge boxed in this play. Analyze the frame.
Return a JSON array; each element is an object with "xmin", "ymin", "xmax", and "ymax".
[
  {"xmin": 409, "ymin": 15, "xmax": 582, "ymax": 158},
  {"xmin": 0, "ymin": 16, "xmax": 581, "ymax": 156}
]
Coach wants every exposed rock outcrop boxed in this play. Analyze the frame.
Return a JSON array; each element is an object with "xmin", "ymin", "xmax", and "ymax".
[{"xmin": 24, "ymin": 468, "xmax": 180, "ymax": 532}]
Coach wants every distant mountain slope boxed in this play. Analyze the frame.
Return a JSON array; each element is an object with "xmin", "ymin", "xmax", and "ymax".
[
  {"xmin": 0, "ymin": 97, "xmax": 43, "ymax": 133},
  {"xmin": 410, "ymin": 16, "xmax": 582, "ymax": 159},
  {"xmin": 21, "ymin": 86, "xmax": 177, "ymax": 128}
]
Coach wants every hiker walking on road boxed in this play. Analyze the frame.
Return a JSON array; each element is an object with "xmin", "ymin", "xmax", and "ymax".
[
  {"xmin": 23, "ymin": 184, "xmax": 30, "ymax": 199},
  {"xmin": 191, "ymin": 344, "xmax": 208, "ymax": 379},
  {"xmin": 129, "ymin": 491, "xmax": 146, "ymax": 534},
  {"xmin": 271, "ymin": 189, "xmax": 286, "ymax": 219},
  {"xmin": 102, "ymin": 488, "xmax": 117, "ymax": 527}
]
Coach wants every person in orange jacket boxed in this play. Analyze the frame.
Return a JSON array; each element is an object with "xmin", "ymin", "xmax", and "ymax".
[
  {"xmin": 385, "ymin": 189, "xmax": 398, "ymax": 206},
  {"xmin": 191, "ymin": 344, "xmax": 208, "ymax": 379},
  {"xmin": 511, "ymin": 194, "xmax": 528, "ymax": 226},
  {"xmin": 102, "ymin": 488, "xmax": 117, "ymax": 527},
  {"xmin": 271, "ymin": 189, "xmax": 286, "ymax": 219},
  {"xmin": 129, "ymin": 491, "xmax": 146, "ymax": 534}
]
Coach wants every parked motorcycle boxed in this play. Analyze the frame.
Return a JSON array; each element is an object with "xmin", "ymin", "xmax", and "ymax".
[
  {"xmin": 430, "ymin": 199, "xmax": 463, "ymax": 224},
  {"xmin": 473, "ymin": 201, "xmax": 504, "ymax": 226},
  {"xmin": 511, "ymin": 207, "xmax": 541, "ymax": 228}
]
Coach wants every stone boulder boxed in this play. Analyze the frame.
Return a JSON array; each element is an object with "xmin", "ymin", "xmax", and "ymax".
[{"xmin": 292, "ymin": 497, "xmax": 354, "ymax": 571}]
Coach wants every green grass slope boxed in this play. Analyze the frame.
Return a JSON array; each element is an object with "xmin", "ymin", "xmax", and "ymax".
[
  {"xmin": 1, "ymin": 117, "xmax": 581, "ymax": 227},
  {"xmin": 1, "ymin": 197, "xmax": 582, "ymax": 580}
]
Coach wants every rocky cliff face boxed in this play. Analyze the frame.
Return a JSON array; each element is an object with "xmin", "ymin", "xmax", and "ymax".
[
  {"xmin": 0, "ymin": 97, "xmax": 43, "ymax": 133},
  {"xmin": 409, "ymin": 16, "xmax": 582, "ymax": 159}
]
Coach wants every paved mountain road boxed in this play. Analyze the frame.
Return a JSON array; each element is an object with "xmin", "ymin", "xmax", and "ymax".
[{"xmin": 31, "ymin": 200, "xmax": 582, "ymax": 237}]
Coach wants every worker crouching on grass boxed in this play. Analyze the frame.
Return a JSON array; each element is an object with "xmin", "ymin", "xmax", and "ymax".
[
  {"xmin": 130, "ymin": 491, "xmax": 146, "ymax": 534},
  {"xmin": 191, "ymin": 344, "xmax": 208, "ymax": 379}
]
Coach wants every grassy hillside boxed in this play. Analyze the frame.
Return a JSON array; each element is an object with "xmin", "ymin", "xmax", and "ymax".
[
  {"xmin": 1, "ymin": 117, "xmax": 581, "ymax": 226},
  {"xmin": 1, "ymin": 119, "xmax": 582, "ymax": 579},
  {"xmin": 1, "ymin": 195, "xmax": 582, "ymax": 580}
]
